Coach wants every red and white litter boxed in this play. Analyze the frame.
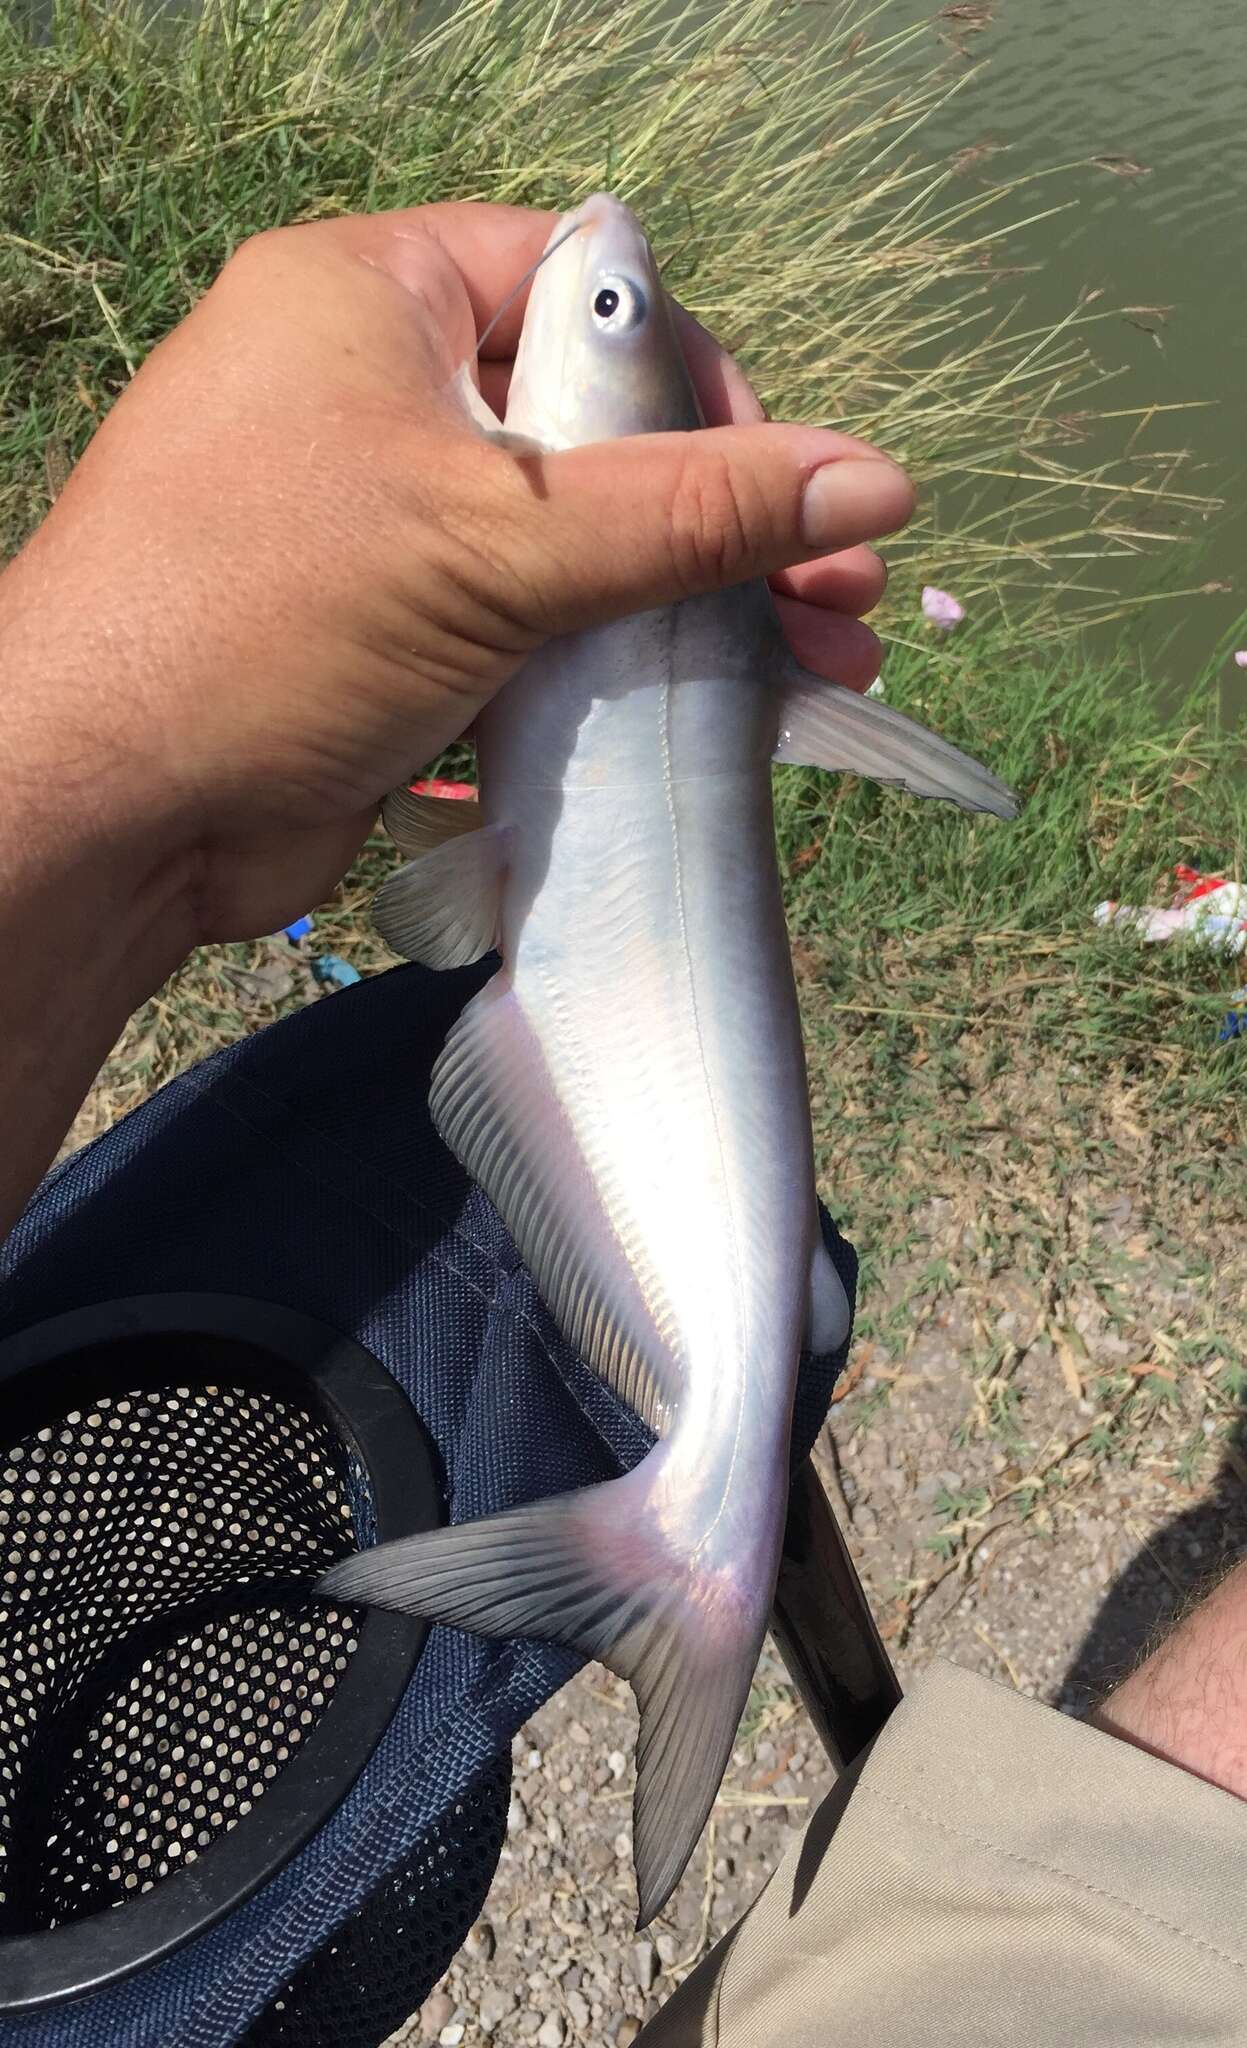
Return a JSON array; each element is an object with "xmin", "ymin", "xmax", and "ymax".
[{"xmin": 1094, "ymin": 862, "xmax": 1247, "ymax": 959}]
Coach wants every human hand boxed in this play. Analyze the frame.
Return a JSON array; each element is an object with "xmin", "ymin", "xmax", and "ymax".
[{"xmin": 0, "ymin": 203, "xmax": 913, "ymax": 944}]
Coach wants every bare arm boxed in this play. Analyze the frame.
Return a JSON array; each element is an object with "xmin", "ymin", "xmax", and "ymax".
[{"xmin": 1091, "ymin": 1559, "xmax": 1247, "ymax": 1800}]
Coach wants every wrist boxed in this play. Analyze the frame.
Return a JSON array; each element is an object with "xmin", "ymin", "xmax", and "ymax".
[
  {"xmin": 0, "ymin": 567, "xmax": 197, "ymax": 1230},
  {"xmin": 0, "ymin": 542, "xmax": 197, "ymax": 965}
]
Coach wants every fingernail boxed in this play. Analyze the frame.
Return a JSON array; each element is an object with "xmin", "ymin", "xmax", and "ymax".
[{"xmin": 800, "ymin": 458, "xmax": 914, "ymax": 551}]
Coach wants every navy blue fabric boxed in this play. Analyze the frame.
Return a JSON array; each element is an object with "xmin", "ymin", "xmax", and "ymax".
[{"xmin": 0, "ymin": 961, "xmax": 855, "ymax": 2045}]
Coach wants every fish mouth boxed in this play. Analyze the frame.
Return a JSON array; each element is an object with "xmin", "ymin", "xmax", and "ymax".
[{"xmin": 546, "ymin": 191, "xmax": 654, "ymax": 283}]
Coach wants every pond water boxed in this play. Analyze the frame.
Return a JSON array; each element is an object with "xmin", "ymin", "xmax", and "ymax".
[{"xmin": 882, "ymin": 0, "xmax": 1246, "ymax": 693}]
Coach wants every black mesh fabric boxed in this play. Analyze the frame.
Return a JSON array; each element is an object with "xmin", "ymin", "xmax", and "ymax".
[
  {"xmin": 0, "ymin": 1382, "xmax": 360, "ymax": 1935},
  {"xmin": 243, "ymin": 1755, "xmax": 511, "ymax": 2047}
]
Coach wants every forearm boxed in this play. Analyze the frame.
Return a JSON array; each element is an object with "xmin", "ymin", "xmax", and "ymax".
[
  {"xmin": 1091, "ymin": 1558, "xmax": 1247, "ymax": 1801},
  {"xmin": 0, "ymin": 563, "xmax": 193, "ymax": 1235}
]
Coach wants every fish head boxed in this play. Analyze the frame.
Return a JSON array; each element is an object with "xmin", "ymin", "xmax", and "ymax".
[{"xmin": 504, "ymin": 193, "xmax": 702, "ymax": 449}]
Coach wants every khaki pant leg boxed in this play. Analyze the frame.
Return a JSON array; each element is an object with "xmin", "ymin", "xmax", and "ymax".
[{"xmin": 641, "ymin": 1661, "xmax": 1247, "ymax": 2047}]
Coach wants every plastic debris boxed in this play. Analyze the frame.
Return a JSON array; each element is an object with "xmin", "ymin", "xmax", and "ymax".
[
  {"xmin": 281, "ymin": 914, "xmax": 314, "ymax": 943},
  {"xmin": 865, "ymin": 676, "xmax": 886, "ymax": 700},
  {"xmin": 411, "ymin": 778, "xmax": 477, "ymax": 800},
  {"xmin": 921, "ymin": 586, "xmax": 965, "ymax": 631},
  {"xmin": 1234, "ymin": 650, "xmax": 1247, "ymax": 670},
  {"xmin": 312, "ymin": 954, "xmax": 362, "ymax": 991},
  {"xmin": 1219, "ymin": 1012, "xmax": 1244, "ymax": 1043},
  {"xmin": 1094, "ymin": 864, "xmax": 1247, "ymax": 957}
]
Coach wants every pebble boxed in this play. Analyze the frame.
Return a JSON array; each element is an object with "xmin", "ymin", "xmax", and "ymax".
[
  {"xmin": 615, "ymin": 2023, "xmax": 642, "ymax": 2047},
  {"xmin": 462, "ymin": 1921, "xmax": 496, "ymax": 1964},
  {"xmin": 566, "ymin": 1989, "xmax": 591, "ymax": 2029},
  {"xmin": 438, "ymin": 2029, "xmax": 464, "ymax": 2048},
  {"xmin": 632, "ymin": 1939, "xmax": 659, "ymax": 1992},
  {"xmin": 655, "ymin": 1932, "xmax": 679, "ymax": 1966},
  {"xmin": 476, "ymin": 1982, "xmax": 515, "ymax": 2030},
  {"xmin": 607, "ymin": 1750, "xmax": 628, "ymax": 1780},
  {"xmin": 420, "ymin": 1992, "xmax": 454, "ymax": 2040},
  {"xmin": 568, "ymin": 1719, "xmax": 592, "ymax": 1745},
  {"xmin": 546, "ymin": 1813, "xmax": 565, "ymax": 1847},
  {"xmin": 613, "ymin": 1831, "xmax": 632, "ymax": 1861},
  {"xmin": 507, "ymin": 1795, "xmax": 529, "ymax": 1836},
  {"xmin": 537, "ymin": 2014, "xmax": 565, "ymax": 2048}
]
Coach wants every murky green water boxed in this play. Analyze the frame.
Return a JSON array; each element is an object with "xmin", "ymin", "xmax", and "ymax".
[{"xmin": 883, "ymin": 0, "xmax": 1246, "ymax": 690}]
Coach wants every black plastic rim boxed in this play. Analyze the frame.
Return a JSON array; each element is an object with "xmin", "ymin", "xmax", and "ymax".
[{"xmin": 0, "ymin": 1294, "xmax": 437, "ymax": 2015}]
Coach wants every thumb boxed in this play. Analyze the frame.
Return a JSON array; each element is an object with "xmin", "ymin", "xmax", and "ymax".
[{"xmin": 502, "ymin": 424, "xmax": 915, "ymax": 636}]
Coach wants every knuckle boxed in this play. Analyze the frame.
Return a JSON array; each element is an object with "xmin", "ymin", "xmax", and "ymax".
[
  {"xmin": 216, "ymin": 219, "xmax": 332, "ymax": 304},
  {"xmin": 667, "ymin": 446, "xmax": 759, "ymax": 592},
  {"xmin": 406, "ymin": 444, "xmax": 549, "ymax": 660},
  {"xmin": 220, "ymin": 225, "xmax": 286, "ymax": 283}
]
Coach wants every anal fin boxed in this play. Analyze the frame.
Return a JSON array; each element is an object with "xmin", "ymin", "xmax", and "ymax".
[
  {"xmin": 774, "ymin": 655, "xmax": 1018, "ymax": 818},
  {"xmin": 430, "ymin": 973, "xmax": 681, "ymax": 1434}
]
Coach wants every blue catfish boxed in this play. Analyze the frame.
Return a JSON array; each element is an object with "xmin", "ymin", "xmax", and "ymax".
[{"xmin": 319, "ymin": 195, "xmax": 1015, "ymax": 1923}]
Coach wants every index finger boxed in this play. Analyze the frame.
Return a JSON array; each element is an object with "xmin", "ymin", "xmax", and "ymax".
[{"xmin": 317, "ymin": 202, "xmax": 560, "ymax": 363}]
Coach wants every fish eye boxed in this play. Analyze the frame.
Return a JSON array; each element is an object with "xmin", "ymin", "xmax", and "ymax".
[{"xmin": 592, "ymin": 275, "xmax": 647, "ymax": 332}]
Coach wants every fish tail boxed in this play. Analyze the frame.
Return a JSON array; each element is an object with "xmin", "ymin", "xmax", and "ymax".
[{"xmin": 317, "ymin": 1456, "xmax": 772, "ymax": 1925}]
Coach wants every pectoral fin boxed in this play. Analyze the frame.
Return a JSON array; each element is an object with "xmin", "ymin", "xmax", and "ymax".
[
  {"xmin": 448, "ymin": 362, "xmax": 548, "ymax": 456},
  {"xmin": 373, "ymin": 824, "xmax": 508, "ymax": 969},
  {"xmin": 774, "ymin": 656, "xmax": 1017, "ymax": 819}
]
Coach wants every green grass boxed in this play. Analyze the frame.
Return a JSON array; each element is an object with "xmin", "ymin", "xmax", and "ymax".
[
  {"xmin": 0, "ymin": 0, "xmax": 1217, "ymax": 618},
  {"xmin": 777, "ymin": 620, "xmax": 1247, "ymax": 1113}
]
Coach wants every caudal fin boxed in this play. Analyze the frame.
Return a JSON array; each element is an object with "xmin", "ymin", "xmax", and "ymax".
[{"xmin": 317, "ymin": 1462, "xmax": 769, "ymax": 1924}]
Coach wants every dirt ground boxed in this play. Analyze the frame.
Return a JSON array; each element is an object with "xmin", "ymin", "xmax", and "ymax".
[{"xmin": 389, "ymin": 1027, "xmax": 1247, "ymax": 2047}]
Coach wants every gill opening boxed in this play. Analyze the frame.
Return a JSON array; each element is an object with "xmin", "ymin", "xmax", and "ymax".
[{"xmin": 475, "ymin": 215, "xmax": 586, "ymax": 359}]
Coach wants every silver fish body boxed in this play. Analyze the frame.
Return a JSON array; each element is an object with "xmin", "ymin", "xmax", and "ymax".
[
  {"xmin": 320, "ymin": 196, "xmax": 1015, "ymax": 1922},
  {"xmin": 476, "ymin": 579, "xmax": 832, "ymax": 1572}
]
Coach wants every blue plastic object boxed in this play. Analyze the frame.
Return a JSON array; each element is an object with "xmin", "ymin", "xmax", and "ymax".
[
  {"xmin": 282, "ymin": 915, "xmax": 314, "ymax": 943},
  {"xmin": 312, "ymin": 953, "xmax": 362, "ymax": 990}
]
